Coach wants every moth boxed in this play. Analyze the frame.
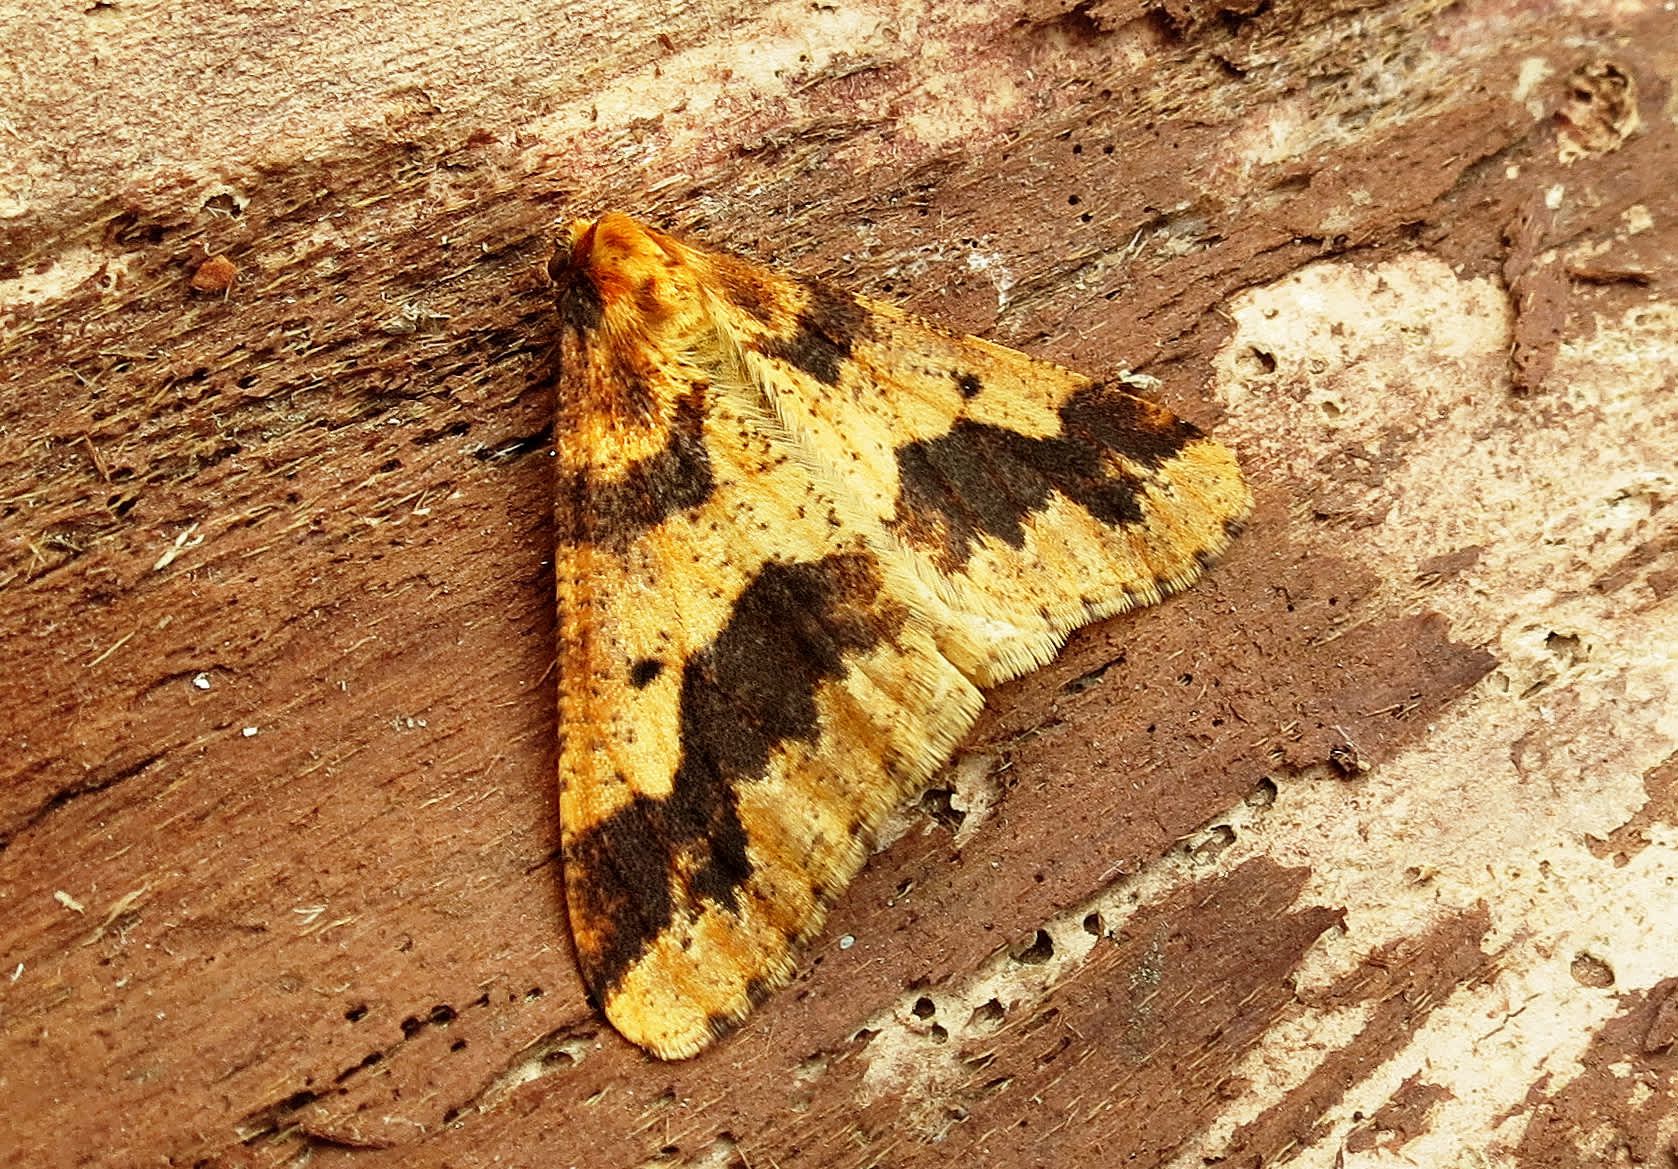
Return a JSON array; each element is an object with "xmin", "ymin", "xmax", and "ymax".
[{"xmin": 549, "ymin": 213, "xmax": 1251, "ymax": 1059}]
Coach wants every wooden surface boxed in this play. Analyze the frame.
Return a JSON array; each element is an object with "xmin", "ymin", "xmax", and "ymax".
[{"xmin": 3, "ymin": 1, "xmax": 1675, "ymax": 1166}]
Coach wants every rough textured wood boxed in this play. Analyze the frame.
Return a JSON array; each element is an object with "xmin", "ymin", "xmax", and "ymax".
[{"xmin": 2, "ymin": 1, "xmax": 1674, "ymax": 1166}]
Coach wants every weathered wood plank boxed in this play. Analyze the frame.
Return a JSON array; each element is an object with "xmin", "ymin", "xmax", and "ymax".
[{"xmin": 2, "ymin": 1, "xmax": 1673, "ymax": 1166}]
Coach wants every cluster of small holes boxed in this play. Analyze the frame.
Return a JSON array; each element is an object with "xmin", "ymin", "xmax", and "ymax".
[
  {"xmin": 399, "ymin": 1003, "xmax": 458, "ymax": 1039},
  {"xmin": 863, "ymin": 767, "xmax": 1296, "ymax": 1117},
  {"xmin": 906, "ymin": 996, "xmax": 950, "ymax": 1043},
  {"xmin": 1063, "ymin": 140, "xmax": 1110, "ymax": 222},
  {"xmin": 336, "ymin": 988, "xmax": 553, "ymax": 1102}
]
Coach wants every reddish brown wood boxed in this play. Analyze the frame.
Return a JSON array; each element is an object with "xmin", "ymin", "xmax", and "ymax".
[{"xmin": 3, "ymin": 2, "xmax": 1673, "ymax": 1166}]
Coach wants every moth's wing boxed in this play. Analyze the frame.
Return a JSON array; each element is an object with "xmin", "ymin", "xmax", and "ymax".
[
  {"xmin": 552, "ymin": 214, "xmax": 982, "ymax": 1059},
  {"xmin": 719, "ymin": 277, "xmax": 1253, "ymax": 686}
]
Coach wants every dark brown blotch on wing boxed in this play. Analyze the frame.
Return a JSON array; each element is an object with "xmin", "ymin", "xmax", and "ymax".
[
  {"xmin": 1064, "ymin": 383, "xmax": 1206, "ymax": 471},
  {"xmin": 566, "ymin": 553, "xmax": 900, "ymax": 999},
  {"xmin": 889, "ymin": 386, "xmax": 1202, "ymax": 571},
  {"xmin": 758, "ymin": 281, "xmax": 869, "ymax": 386},
  {"xmin": 557, "ymin": 385, "xmax": 715, "ymax": 548},
  {"xmin": 709, "ymin": 254, "xmax": 780, "ymax": 325},
  {"xmin": 566, "ymin": 798, "xmax": 676, "ymax": 1005}
]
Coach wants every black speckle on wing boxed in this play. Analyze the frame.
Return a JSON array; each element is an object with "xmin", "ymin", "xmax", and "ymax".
[{"xmin": 629, "ymin": 658, "xmax": 665, "ymax": 688}]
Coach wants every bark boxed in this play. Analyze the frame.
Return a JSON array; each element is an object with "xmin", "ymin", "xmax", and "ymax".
[{"xmin": 2, "ymin": 1, "xmax": 1674, "ymax": 1166}]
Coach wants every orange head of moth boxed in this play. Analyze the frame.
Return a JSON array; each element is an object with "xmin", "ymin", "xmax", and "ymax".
[
  {"xmin": 548, "ymin": 213, "xmax": 734, "ymax": 436},
  {"xmin": 549, "ymin": 213, "xmax": 714, "ymax": 342}
]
